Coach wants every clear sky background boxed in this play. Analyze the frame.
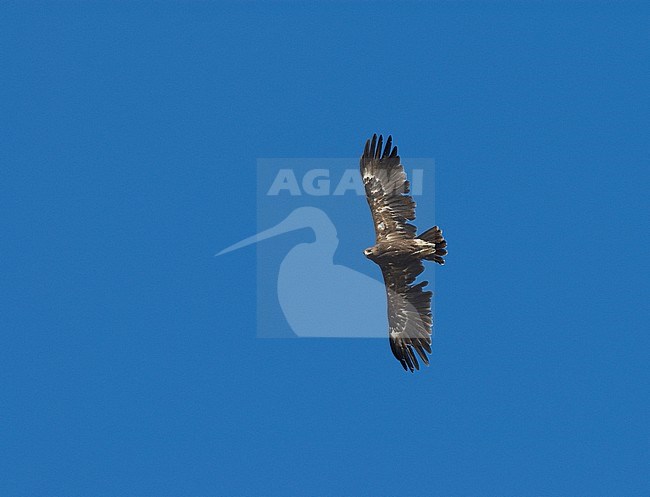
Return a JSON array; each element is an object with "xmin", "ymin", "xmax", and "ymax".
[{"xmin": 2, "ymin": 2, "xmax": 649, "ymax": 496}]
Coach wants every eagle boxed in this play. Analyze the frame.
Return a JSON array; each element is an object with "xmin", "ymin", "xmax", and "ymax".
[{"xmin": 360, "ymin": 134, "xmax": 447, "ymax": 372}]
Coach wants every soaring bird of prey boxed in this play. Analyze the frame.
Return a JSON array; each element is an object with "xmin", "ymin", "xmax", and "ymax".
[{"xmin": 360, "ymin": 134, "xmax": 447, "ymax": 372}]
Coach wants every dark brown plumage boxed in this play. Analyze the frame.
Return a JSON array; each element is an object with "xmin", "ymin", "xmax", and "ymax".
[{"xmin": 360, "ymin": 134, "xmax": 447, "ymax": 371}]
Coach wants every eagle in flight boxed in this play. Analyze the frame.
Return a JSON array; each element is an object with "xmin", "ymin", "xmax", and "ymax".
[{"xmin": 360, "ymin": 134, "xmax": 447, "ymax": 372}]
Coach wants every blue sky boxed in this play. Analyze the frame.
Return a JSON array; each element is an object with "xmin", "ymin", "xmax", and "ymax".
[{"xmin": 1, "ymin": 2, "xmax": 649, "ymax": 496}]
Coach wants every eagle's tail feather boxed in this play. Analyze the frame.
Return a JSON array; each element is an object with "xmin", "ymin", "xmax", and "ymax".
[{"xmin": 418, "ymin": 226, "xmax": 447, "ymax": 265}]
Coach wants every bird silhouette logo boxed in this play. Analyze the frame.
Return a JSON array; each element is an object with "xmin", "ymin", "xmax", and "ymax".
[{"xmin": 218, "ymin": 206, "xmax": 387, "ymax": 338}]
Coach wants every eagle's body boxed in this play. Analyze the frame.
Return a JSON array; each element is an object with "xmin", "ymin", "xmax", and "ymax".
[
  {"xmin": 360, "ymin": 134, "xmax": 447, "ymax": 372},
  {"xmin": 365, "ymin": 238, "xmax": 437, "ymax": 262}
]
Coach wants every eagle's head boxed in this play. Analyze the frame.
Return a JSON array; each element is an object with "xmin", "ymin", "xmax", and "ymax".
[{"xmin": 363, "ymin": 246, "xmax": 379, "ymax": 260}]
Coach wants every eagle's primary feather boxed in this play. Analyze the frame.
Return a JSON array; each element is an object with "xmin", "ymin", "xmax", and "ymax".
[{"xmin": 360, "ymin": 134, "xmax": 446, "ymax": 372}]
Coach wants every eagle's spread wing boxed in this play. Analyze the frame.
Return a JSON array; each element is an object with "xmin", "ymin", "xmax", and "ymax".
[
  {"xmin": 360, "ymin": 134, "xmax": 416, "ymax": 243},
  {"xmin": 380, "ymin": 260, "xmax": 433, "ymax": 372}
]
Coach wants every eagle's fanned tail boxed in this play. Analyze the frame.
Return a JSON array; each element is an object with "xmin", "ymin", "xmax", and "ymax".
[{"xmin": 418, "ymin": 225, "xmax": 447, "ymax": 265}]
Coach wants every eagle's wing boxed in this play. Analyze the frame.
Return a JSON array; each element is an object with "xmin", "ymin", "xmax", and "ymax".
[
  {"xmin": 360, "ymin": 134, "xmax": 416, "ymax": 242},
  {"xmin": 380, "ymin": 260, "xmax": 433, "ymax": 372}
]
